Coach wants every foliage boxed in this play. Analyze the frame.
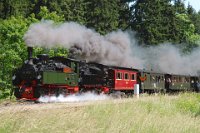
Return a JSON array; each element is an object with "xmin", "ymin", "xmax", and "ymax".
[
  {"xmin": 131, "ymin": 0, "xmax": 175, "ymax": 45},
  {"xmin": 130, "ymin": 0, "xmax": 200, "ymax": 53},
  {"xmin": 0, "ymin": 16, "xmax": 34, "ymax": 98},
  {"xmin": 38, "ymin": 6, "xmax": 64, "ymax": 22},
  {"xmin": 85, "ymin": 0, "xmax": 120, "ymax": 34},
  {"xmin": 187, "ymin": 5, "xmax": 200, "ymax": 45},
  {"xmin": 0, "ymin": 0, "xmax": 132, "ymax": 34},
  {"xmin": 0, "ymin": 0, "xmax": 32, "ymax": 19},
  {"xmin": 175, "ymin": 13, "xmax": 200, "ymax": 52},
  {"xmin": 0, "ymin": 6, "xmax": 65, "ymax": 99},
  {"xmin": 33, "ymin": 47, "xmax": 69, "ymax": 58},
  {"xmin": 0, "ymin": 80, "xmax": 11, "ymax": 99}
]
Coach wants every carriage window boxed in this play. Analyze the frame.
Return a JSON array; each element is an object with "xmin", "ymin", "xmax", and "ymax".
[
  {"xmin": 178, "ymin": 77, "xmax": 182, "ymax": 82},
  {"xmin": 180, "ymin": 77, "xmax": 183, "ymax": 82},
  {"xmin": 173, "ymin": 77, "xmax": 176, "ymax": 82},
  {"xmin": 179, "ymin": 77, "xmax": 182, "ymax": 82},
  {"xmin": 151, "ymin": 76, "xmax": 155, "ymax": 81},
  {"xmin": 185, "ymin": 77, "xmax": 189, "ymax": 82},
  {"xmin": 131, "ymin": 74, "xmax": 135, "ymax": 80},
  {"xmin": 157, "ymin": 76, "xmax": 161, "ymax": 82},
  {"xmin": 125, "ymin": 73, "xmax": 129, "ymax": 80},
  {"xmin": 116, "ymin": 72, "xmax": 122, "ymax": 79}
]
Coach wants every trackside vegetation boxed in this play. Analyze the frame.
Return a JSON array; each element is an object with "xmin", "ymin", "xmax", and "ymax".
[{"xmin": 0, "ymin": 93, "xmax": 200, "ymax": 133}]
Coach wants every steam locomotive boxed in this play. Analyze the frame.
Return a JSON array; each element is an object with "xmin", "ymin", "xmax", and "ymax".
[{"xmin": 12, "ymin": 47, "xmax": 200, "ymax": 100}]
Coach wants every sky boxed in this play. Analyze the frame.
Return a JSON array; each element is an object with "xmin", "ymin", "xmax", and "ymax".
[{"xmin": 185, "ymin": 0, "xmax": 200, "ymax": 12}]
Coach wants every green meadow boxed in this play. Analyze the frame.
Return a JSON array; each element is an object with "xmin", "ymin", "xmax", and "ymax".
[{"xmin": 0, "ymin": 93, "xmax": 200, "ymax": 133}]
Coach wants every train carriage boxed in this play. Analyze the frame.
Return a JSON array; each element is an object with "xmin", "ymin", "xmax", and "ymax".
[
  {"xmin": 108, "ymin": 67, "xmax": 138, "ymax": 92},
  {"xmin": 138, "ymin": 70, "xmax": 165, "ymax": 93},
  {"xmin": 191, "ymin": 76, "xmax": 200, "ymax": 92},
  {"xmin": 165, "ymin": 74, "xmax": 199, "ymax": 92}
]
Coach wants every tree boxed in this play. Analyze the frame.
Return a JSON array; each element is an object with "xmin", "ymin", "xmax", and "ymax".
[
  {"xmin": 0, "ymin": 0, "xmax": 32, "ymax": 19},
  {"xmin": 38, "ymin": 6, "xmax": 64, "ymax": 22},
  {"xmin": 84, "ymin": 0, "xmax": 120, "ymax": 34},
  {"xmin": 187, "ymin": 5, "xmax": 200, "ymax": 35},
  {"xmin": 175, "ymin": 14, "xmax": 200, "ymax": 51},
  {"xmin": 131, "ymin": 0, "xmax": 200, "ymax": 48},
  {"xmin": 131, "ymin": 0, "xmax": 174, "ymax": 45},
  {"xmin": 118, "ymin": 0, "xmax": 133, "ymax": 30},
  {"xmin": 0, "ymin": 16, "xmax": 35, "ymax": 98},
  {"xmin": 173, "ymin": 0, "xmax": 186, "ymax": 14},
  {"xmin": 0, "ymin": 6, "xmax": 66, "ymax": 98}
]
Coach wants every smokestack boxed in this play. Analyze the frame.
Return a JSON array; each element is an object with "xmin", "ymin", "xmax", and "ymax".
[{"xmin": 27, "ymin": 47, "xmax": 33, "ymax": 59}]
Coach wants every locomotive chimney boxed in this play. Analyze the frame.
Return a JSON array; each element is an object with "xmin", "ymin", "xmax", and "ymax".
[{"xmin": 27, "ymin": 47, "xmax": 33, "ymax": 59}]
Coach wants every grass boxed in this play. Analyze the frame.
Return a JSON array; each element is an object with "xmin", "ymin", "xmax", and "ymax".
[
  {"xmin": 0, "ymin": 93, "xmax": 200, "ymax": 133},
  {"xmin": 0, "ymin": 95, "xmax": 17, "ymax": 106}
]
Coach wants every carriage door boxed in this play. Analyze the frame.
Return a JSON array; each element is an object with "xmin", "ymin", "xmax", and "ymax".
[{"xmin": 165, "ymin": 74, "xmax": 172, "ymax": 90}]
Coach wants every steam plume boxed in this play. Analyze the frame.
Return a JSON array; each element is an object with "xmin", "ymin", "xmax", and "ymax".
[
  {"xmin": 24, "ymin": 20, "xmax": 200, "ymax": 75},
  {"xmin": 38, "ymin": 92, "xmax": 110, "ymax": 103}
]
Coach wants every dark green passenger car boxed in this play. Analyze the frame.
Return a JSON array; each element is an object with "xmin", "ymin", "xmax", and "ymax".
[{"xmin": 139, "ymin": 71, "xmax": 165, "ymax": 93}]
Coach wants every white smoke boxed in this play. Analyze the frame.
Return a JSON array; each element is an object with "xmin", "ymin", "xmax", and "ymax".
[
  {"xmin": 130, "ymin": 43, "xmax": 200, "ymax": 75},
  {"xmin": 24, "ymin": 20, "xmax": 200, "ymax": 75},
  {"xmin": 38, "ymin": 92, "xmax": 110, "ymax": 103}
]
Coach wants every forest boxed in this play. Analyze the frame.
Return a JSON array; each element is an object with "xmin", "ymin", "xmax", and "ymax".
[{"xmin": 0, "ymin": 0, "xmax": 200, "ymax": 99}]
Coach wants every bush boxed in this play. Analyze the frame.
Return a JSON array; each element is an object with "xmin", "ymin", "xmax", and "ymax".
[{"xmin": 0, "ymin": 80, "xmax": 11, "ymax": 99}]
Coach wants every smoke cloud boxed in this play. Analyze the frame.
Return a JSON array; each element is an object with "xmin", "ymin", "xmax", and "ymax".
[
  {"xmin": 131, "ymin": 44, "xmax": 200, "ymax": 75},
  {"xmin": 38, "ymin": 92, "xmax": 110, "ymax": 103},
  {"xmin": 24, "ymin": 20, "xmax": 200, "ymax": 75},
  {"xmin": 24, "ymin": 21, "xmax": 138, "ymax": 67}
]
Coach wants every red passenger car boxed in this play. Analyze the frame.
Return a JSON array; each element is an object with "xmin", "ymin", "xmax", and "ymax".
[{"xmin": 108, "ymin": 67, "xmax": 138, "ymax": 92}]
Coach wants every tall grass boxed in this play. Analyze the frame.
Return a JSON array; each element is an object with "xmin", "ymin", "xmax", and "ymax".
[
  {"xmin": 175, "ymin": 93, "xmax": 200, "ymax": 116},
  {"xmin": 0, "ymin": 93, "xmax": 200, "ymax": 133}
]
